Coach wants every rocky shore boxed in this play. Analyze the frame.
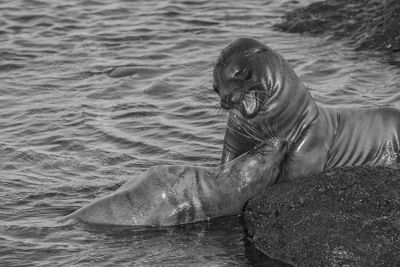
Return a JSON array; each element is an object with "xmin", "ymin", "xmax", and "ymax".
[
  {"xmin": 244, "ymin": 166, "xmax": 400, "ymax": 266},
  {"xmin": 274, "ymin": 0, "xmax": 400, "ymax": 52}
]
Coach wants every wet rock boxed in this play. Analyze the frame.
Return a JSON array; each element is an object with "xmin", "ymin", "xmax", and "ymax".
[
  {"xmin": 275, "ymin": 0, "xmax": 400, "ymax": 52},
  {"xmin": 244, "ymin": 166, "xmax": 400, "ymax": 266}
]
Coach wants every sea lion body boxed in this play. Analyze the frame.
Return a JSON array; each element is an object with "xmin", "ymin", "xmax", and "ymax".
[
  {"xmin": 61, "ymin": 140, "xmax": 287, "ymax": 227},
  {"xmin": 323, "ymin": 107, "xmax": 400, "ymax": 167},
  {"xmin": 213, "ymin": 38, "xmax": 400, "ymax": 181}
]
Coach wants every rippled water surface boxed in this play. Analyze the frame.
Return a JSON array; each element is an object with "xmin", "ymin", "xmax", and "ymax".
[{"xmin": 2, "ymin": 0, "xmax": 400, "ymax": 266}]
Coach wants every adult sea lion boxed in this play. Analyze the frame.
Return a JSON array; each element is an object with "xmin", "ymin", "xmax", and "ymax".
[
  {"xmin": 61, "ymin": 139, "xmax": 287, "ymax": 227},
  {"xmin": 213, "ymin": 38, "xmax": 400, "ymax": 181}
]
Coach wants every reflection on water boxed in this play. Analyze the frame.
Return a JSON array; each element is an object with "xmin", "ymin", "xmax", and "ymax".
[{"xmin": 1, "ymin": 0, "xmax": 400, "ymax": 266}]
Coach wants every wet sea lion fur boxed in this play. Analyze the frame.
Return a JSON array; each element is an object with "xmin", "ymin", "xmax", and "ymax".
[{"xmin": 61, "ymin": 139, "xmax": 287, "ymax": 227}]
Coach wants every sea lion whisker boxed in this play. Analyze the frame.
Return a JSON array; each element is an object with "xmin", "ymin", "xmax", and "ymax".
[
  {"xmin": 226, "ymin": 121, "xmax": 256, "ymax": 141},
  {"xmin": 226, "ymin": 118, "xmax": 264, "ymax": 143},
  {"xmin": 246, "ymin": 120, "xmax": 268, "ymax": 140},
  {"xmin": 240, "ymin": 126, "xmax": 264, "ymax": 143},
  {"xmin": 257, "ymin": 119, "xmax": 275, "ymax": 138},
  {"xmin": 230, "ymin": 111, "xmax": 272, "ymax": 141},
  {"xmin": 234, "ymin": 121, "xmax": 266, "ymax": 143},
  {"xmin": 253, "ymin": 94, "xmax": 267, "ymax": 107},
  {"xmin": 216, "ymin": 103, "xmax": 223, "ymax": 114}
]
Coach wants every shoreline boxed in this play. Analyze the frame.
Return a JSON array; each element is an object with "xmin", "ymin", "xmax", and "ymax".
[{"xmin": 274, "ymin": 0, "xmax": 400, "ymax": 53}]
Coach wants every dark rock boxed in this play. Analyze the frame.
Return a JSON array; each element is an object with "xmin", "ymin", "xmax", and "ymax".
[
  {"xmin": 244, "ymin": 166, "xmax": 400, "ymax": 266},
  {"xmin": 275, "ymin": 0, "xmax": 400, "ymax": 52}
]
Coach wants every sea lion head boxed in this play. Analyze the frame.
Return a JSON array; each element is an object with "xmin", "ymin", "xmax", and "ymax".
[{"xmin": 213, "ymin": 38, "xmax": 299, "ymax": 120}]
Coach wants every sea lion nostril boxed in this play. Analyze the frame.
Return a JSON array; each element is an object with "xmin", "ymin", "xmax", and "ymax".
[{"xmin": 231, "ymin": 91, "xmax": 243, "ymax": 103}]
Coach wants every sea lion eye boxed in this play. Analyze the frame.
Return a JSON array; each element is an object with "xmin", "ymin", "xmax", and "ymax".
[
  {"xmin": 233, "ymin": 67, "xmax": 252, "ymax": 81},
  {"xmin": 253, "ymin": 47, "xmax": 268, "ymax": 54},
  {"xmin": 232, "ymin": 69, "xmax": 241, "ymax": 79}
]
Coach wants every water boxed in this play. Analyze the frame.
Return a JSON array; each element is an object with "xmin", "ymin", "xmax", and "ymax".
[{"xmin": 1, "ymin": 0, "xmax": 400, "ymax": 266}]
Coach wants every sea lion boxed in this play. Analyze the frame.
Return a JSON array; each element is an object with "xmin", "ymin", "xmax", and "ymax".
[
  {"xmin": 61, "ymin": 139, "xmax": 287, "ymax": 227},
  {"xmin": 213, "ymin": 38, "xmax": 400, "ymax": 181}
]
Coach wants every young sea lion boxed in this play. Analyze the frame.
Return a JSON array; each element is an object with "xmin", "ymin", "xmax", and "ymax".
[
  {"xmin": 61, "ymin": 139, "xmax": 287, "ymax": 227},
  {"xmin": 213, "ymin": 38, "xmax": 400, "ymax": 181}
]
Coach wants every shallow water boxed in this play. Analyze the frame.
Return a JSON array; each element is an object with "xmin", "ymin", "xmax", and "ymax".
[{"xmin": 1, "ymin": 0, "xmax": 400, "ymax": 266}]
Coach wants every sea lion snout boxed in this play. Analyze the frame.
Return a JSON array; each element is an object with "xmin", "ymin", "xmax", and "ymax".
[{"xmin": 217, "ymin": 89, "xmax": 262, "ymax": 119}]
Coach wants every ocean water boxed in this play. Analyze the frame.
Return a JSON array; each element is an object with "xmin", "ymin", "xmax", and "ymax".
[{"xmin": 1, "ymin": 0, "xmax": 400, "ymax": 266}]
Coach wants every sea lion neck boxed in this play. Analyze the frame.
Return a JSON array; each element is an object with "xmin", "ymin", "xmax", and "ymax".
[
  {"xmin": 249, "ymin": 47, "xmax": 320, "ymax": 144},
  {"xmin": 263, "ymin": 74, "xmax": 319, "ymax": 143}
]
